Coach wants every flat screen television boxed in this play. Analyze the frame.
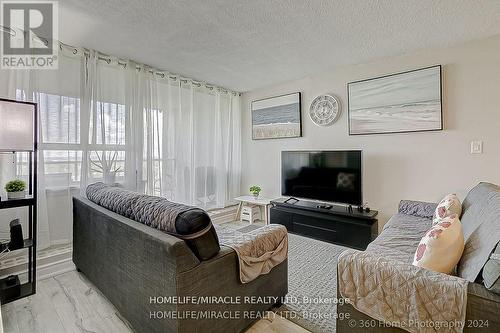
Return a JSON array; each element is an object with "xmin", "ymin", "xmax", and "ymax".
[{"xmin": 281, "ymin": 150, "xmax": 362, "ymax": 205}]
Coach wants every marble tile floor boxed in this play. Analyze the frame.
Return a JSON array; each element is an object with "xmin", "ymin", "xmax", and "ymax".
[{"xmin": 1, "ymin": 232, "xmax": 308, "ymax": 333}]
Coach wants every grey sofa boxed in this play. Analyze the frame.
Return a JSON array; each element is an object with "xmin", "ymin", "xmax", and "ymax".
[
  {"xmin": 337, "ymin": 182, "xmax": 500, "ymax": 332},
  {"xmin": 73, "ymin": 197, "xmax": 288, "ymax": 333}
]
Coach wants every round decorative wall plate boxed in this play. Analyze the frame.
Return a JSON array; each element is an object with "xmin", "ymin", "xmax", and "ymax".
[{"xmin": 309, "ymin": 94, "xmax": 341, "ymax": 126}]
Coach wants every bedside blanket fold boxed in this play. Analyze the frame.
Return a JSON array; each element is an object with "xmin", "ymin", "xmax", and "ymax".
[
  {"xmin": 338, "ymin": 250, "xmax": 468, "ymax": 333},
  {"xmin": 216, "ymin": 224, "xmax": 288, "ymax": 283}
]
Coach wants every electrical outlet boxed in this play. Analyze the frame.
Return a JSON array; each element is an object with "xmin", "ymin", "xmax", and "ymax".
[{"xmin": 470, "ymin": 141, "xmax": 483, "ymax": 154}]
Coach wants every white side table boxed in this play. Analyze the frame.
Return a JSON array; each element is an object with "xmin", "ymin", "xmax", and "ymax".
[{"xmin": 234, "ymin": 195, "xmax": 272, "ymax": 224}]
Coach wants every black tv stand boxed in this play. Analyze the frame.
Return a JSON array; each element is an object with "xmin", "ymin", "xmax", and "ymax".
[{"xmin": 270, "ymin": 198, "xmax": 378, "ymax": 250}]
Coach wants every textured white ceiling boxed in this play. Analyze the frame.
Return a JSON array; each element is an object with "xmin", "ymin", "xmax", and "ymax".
[{"xmin": 58, "ymin": 0, "xmax": 500, "ymax": 92}]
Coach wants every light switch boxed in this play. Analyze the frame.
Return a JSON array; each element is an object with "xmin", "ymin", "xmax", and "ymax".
[{"xmin": 470, "ymin": 141, "xmax": 483, "ymax": 154}]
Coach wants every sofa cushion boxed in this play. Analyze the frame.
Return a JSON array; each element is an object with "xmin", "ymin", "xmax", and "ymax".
[
  {"xmin": 458, "ymin": 182, "xmax": 500, "ymax": 282},
  {"xmin": 432, "ymin": 194, "xmax": 462, "ymax": 225},
  {"xmin": 483, "ymin": 242, "xmax": 500, "ymax": 294},
  {"xmin": 413, "ymin": 214, "xmax": 464, "ymax": 274},
  {"xmin": 366, "ymin": 212, "xmax": 432, "ymax": 264}
]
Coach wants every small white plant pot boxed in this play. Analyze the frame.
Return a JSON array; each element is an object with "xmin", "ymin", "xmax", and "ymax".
[
  {"xmin": 104, "ymin": 172, "xmax": 117, "ymax": 185},
  {"xmin": 7, "ymin": 191, "xmax": 26, "ymax": 199},
  {"xmin": 252, "ymin": 192, "xmax": 259, "ymax": 199}
]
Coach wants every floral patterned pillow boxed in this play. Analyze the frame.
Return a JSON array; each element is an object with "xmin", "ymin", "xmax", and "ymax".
[
  {"xmin": 433, "ymin": 194, "xmax": 462, "ymax": 225},
  {"xmin": 413, "ymin": 214, "xmax": 464, "ymax": 274}
]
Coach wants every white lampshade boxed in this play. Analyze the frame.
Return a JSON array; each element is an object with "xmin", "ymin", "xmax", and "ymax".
[{"xmin": 0, "ymin": 99, "xmax": 35, "ymax": 152}]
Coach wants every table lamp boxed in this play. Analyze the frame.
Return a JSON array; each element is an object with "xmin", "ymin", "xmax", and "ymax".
[
  {"xmin": 0, "ymin": 99, "xmax": 35, "ymax": 152},
  {"xmin": 0, "ymin": 98, "xmax": 36, "ymax": 202}
]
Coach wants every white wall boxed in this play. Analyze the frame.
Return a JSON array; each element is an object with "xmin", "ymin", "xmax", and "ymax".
[{"xmin": 241, "ymin": 35, "xmax": 500, "ymax": 229}]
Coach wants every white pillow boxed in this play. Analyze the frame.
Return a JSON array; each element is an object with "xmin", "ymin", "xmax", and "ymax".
[
  {"xmin": 433, "ymin": 194, "xmax": 462, "ymax": 225},
  {"xmin": 413, "ymin": 214, "xmax": 465, "ymax": 274}
]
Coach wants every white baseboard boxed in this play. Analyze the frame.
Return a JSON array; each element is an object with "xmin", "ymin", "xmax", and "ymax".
[
  {"xmin": 0, "ymin": 247, "xmax": 74, "ymax": 281},
  {"xmin": 1, "ymin": 256, "xmax": 75, "ymax": 281},
  {"xmin": 36, "ymin": 258, "xmax": 76, "ymax": 280}
]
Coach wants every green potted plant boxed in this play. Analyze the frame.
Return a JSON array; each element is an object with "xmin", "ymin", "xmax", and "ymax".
[
  {"xmin": 5, "ymin": 179, "xmax": 27, "ymax": 199},
  {"xmin": 249, "ymin": 185, "xmax": 261, "ymax": 199}
]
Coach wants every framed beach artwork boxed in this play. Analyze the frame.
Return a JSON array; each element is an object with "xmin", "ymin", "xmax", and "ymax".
[
  {"xmin": 252, "ymin": 92, "xmax": 302, "ymax": 140},
  {"xmin": 348, "ymin": 65, "xmax": 442, "ymax": 135}
]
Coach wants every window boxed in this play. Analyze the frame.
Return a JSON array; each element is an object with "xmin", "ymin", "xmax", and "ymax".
[
  {"xmin": 143, "ymin": 108, "xmax": 165, "ymax": 195},
  {"xmin": 90, "ymin": 102, "xmax": 126, "ymax": 145},
  {"xmin": 89, "ymin": 101, "xmax": 127, "ymax": 184},
  {"xmin": 39, "ymin": 93, "xmax": 80, "ymax": 144},
  {"xmin": 15, "ymin": 90, "xmax": 129, "ymax": 187},
  {"xmin": 43, "ymin": 150, "xmax": 82, "ymax": 183}
]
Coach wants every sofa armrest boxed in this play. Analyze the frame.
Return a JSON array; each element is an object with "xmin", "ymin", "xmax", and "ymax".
[
  {"xmin": 175, "ymin": 246, "xmax": 288, "ymax": 332},
  {"xmin": 398, "ymin": 200, "xmax": 437, "ymax": 219}
]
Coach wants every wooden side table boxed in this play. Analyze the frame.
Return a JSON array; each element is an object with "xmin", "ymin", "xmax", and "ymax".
[{"xmin": 234, "ymin": 195, "xmax": 272, "ymax": 224}]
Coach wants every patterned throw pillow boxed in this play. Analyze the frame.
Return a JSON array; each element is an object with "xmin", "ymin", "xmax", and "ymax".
[
  {"xmin": 413, "ymin": 214, "xmax": 465, "ymax": 274},
  {"xmin": 432, "ymin": 194, "xmax": 462, "ymax": 225},
  {"xmin": 337, "ymin": 172, "xmax": 355, "ymax": 191}
]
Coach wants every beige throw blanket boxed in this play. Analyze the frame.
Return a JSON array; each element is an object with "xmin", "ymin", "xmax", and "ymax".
[
  {"xmin": 338, "ymin": 249, "xmax": 468, "ymax": 333},
  {"xmin": 216, "ymin": 224, "xmax": 288, "ymax": 283}
]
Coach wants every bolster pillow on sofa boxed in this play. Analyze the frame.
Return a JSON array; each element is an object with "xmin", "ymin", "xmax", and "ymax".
[{"xmin": 86, "ymin": 182, "xmax": 220, "ymax": 260}]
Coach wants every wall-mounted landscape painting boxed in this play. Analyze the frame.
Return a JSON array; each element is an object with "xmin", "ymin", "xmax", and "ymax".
[
  {"xmin": 348, "ymin": 65, "xmax": 442, "ymax": 135},
  {"xmin": 252, "ymin": 92, "xmax": 302, "ymax": 140}
]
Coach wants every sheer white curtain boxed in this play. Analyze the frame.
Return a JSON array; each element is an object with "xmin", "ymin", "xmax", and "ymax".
[
  {"xmin": 126, "ymin": 62, "xmax": 241, "ymax": 209},
  {"xmin": 83, "ymin": 52, "xmax": 128, "ymax": 193},
  {"xmin": 0, "ymin": 45, "xmax": 241, "ymax": 250},
  {"xmin": 0, "ymin": 46, "xmax": 82, "ymax": 249}
]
